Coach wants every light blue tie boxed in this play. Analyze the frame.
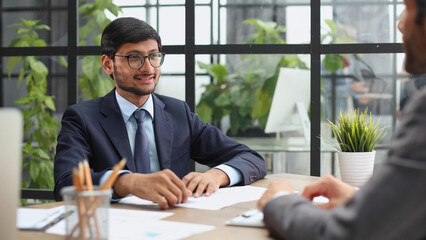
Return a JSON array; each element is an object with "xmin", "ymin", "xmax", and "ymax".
[{"xmin": 133, "ymin": 109, "xmax": 151, "ymax": 173}]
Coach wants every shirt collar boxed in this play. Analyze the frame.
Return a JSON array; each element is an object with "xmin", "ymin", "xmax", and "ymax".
[{"xmin": 115, "ymin": 90, "xmax": 154, "ymax": 123}]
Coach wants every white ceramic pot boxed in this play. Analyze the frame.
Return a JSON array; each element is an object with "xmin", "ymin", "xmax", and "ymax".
[{"xmin": 338, "ymin": 151, "xmax": 376, "ymax": 187}]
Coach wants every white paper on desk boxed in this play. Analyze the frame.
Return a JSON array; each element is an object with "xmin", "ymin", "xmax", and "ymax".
[
  {"xmin": 109, "ymin": 208, "xmax": 173, "ymax": 220},
  {"xmin": 46, "ymin": 207, "xmax": 173, "ymax": 235},
  {"xmin": 109, "ymin": 218, "xmax": 214, "ymax": 240},
  {"xmin": 119, "ymin": 185, "xmax": 267, "ymax": 210},
  {"xmin": 17, "ymin": 206, "xmax": 65, "ymax": 230},
  {"xmin": 46, "ymin": 207, "xmax": 213, "ymax": 240}
]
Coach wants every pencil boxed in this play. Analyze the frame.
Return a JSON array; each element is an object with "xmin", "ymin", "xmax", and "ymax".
[
  {"xmin": 83, "ymin": 160, "xmax": 93, "ymax": 193},
  {"xmin": 68, "ymin": 159, "xmax": 126, "ymax": 240},
  {"xmin": 100, "ymin": 158, "xmax": 127, "ymax": 190},
  {"xmin": 72, "ymin": 168, "xmax": 88, "ymax": 240},
  {"xmin": 87, "ymin": 159, "xmax": 127, "ymax": 215},
  {"xmin": 87, "ymin": 159, "xmax": 127, "ymax": 230},
  {"xmin": 73, "ymin": 167, "xmax": 85, "ymax": 192},
  {"xmin": 83, "ymin": 160, "xmax": 101, "ymax": 240},
  {"xmin": 79, "ymin": 161, "xmax": 91, "ymax": 239},
  {"xmin": 77, "ymin": 162, "xmax": 85, "ymax": 191}
]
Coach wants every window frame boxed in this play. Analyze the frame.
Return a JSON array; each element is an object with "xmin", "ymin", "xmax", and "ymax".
[{"xmin": 0, "ymin": 0, "xmax": 405, "ymax": 177}]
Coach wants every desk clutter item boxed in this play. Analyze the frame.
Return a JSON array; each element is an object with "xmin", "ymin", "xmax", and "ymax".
[
  {"xmin": 226, "ymin": 209, "xmax": 265, "ymax": 227},
  {"xmin": 18, "ymin": 207, "xmax": 72, "ymax": 231},
  {"xmin": 226, "ymin": 195, "xmax": 329, "ymax": 228},
  {"xmin": 61, "ymin": 159, "xmax": 125, "ymax": 240}
]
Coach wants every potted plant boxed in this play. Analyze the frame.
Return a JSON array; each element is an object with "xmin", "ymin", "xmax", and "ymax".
[{"xmin": 327, "ymin": 109, "xmax": 387, "ymax": 187}]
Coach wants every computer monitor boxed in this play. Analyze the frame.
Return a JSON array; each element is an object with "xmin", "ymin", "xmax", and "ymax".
[
  {"xmin": 0, "ymin": 108, "xmax": 23, "ymax": 240},
  {"xmin": 264, "ymin": 68, "xmax": 311, "ymax": 143}
]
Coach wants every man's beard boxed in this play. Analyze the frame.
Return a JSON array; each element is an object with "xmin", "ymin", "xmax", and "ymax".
[
  {"xmin": 404, "ymin": 38, "xmax": 426, "ymax": 74},
  {"xmin": 114, "ymin": 65, "xmax": 158, "ymax": 96}
]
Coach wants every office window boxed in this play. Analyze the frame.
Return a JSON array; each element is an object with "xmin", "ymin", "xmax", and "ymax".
[
  {"xmin": 195, "ymin": 53, "xmax": 310, "ymax": 139},
  {"xmin": 1, "ymin": 2, "xmax": 67, "ymax": 47},
  {"xmin": 0, "ymin": 0, "xmax": 407, "ymax": 196},
  {"xmin": 321, "ymin": 1, "xmax": 405, "ymax": 44}
]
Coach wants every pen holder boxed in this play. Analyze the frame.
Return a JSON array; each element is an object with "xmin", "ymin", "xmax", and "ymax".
[{"xmin": 61, "ymin": 186, "xmax": 111, "ymax": 240}]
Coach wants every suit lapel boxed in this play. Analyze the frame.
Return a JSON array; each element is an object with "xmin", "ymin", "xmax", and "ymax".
[
  {"xmin": 152, "ymin": 94, "xmax": 173, "ymax": 170},
  {"xmin": 99, "ymin": 89, "xmax": 135, "ymax": 172}
]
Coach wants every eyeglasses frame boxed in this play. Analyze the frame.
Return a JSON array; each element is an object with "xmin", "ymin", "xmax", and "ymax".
[{"xmin": 114, "ymin": 52, "xmax": 166, "ymax": 69}]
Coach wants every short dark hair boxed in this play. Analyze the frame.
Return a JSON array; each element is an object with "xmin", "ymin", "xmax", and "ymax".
[
  {"xmin": 416, "ymin": 0, "xmax": 426, "ymax": 24},
  {"xmin": 101, "ymin": 17, "xmax": 162, "ymax": 59}
]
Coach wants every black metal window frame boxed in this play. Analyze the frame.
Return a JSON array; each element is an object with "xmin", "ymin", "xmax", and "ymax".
[{"xmin": 0, "ymin": 0, "xmax": 405, "ymax": 190}]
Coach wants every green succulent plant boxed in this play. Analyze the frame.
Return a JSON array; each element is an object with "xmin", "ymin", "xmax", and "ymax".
[{"xmin": 327, "ymin": 109, "xmax": 387, "ymax": 152}]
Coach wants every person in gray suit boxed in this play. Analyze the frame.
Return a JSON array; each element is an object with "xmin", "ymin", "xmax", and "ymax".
[{"xmin": 257, "ymin": 0, "xmax": 426, "ymax": 239}]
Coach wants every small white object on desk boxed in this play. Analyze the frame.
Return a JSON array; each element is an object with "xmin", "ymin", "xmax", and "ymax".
[
  {"xmin": 226, "ymin": 209, "xmax": 265, "ymax": 227},
  {"xmin": 312, "ymin": 195, "xmax": 329, "ymax": 204},
  {"xmin": 226, "ymin": 195, "xmax": 329, "ymax": 228}
]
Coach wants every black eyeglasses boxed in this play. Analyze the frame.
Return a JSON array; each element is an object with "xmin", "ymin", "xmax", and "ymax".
[{"xmin": 115, "ymin": 52, "xmax": 165, "ymax": 69}]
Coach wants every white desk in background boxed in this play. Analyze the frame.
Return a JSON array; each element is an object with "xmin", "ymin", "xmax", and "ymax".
[{"xmin": 232, "ymin": 137, "xmax": 336, "ymax": 174}]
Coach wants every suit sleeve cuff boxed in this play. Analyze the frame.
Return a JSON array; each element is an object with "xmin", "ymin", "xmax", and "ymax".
[{"xmin": 214, "ymin": 164, "xmax": 242, "ymax": 186}]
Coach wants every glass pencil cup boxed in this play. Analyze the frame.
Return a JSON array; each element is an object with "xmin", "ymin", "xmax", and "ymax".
[{"xmin": 61, "ymin": 186, "xmax": 111, "ymax": 240}]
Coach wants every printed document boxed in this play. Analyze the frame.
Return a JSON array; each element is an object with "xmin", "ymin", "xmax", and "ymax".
[{"xmin": 119, "ymin": 185, "xmax": 267, "ymax": 210}]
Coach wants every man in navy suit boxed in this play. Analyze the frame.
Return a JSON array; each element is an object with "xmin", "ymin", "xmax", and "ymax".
[{"xmin": 54, "ymin": 17, "xmax": 266, "ymax": 209}]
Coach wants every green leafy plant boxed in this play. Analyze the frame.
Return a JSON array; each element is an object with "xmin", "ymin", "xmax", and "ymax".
[
  {"xmin": 78, "ymin": 0, "xmax": 122, "ymax": 99},
  {"xmin": 197, "ymin": 19, "xmax": 308, "ymax": 136},
  {"xmin": 7, "ymin": 19, "xmax": 60, "ymax": 190},
  {"xmin": 322, "ymin": 19, "xmax": 346, "ymax": 73},
  {"xmin": 315, "ymin": 19, "xmax": 355, "ymax": 121},
  {"xmin": 3, "ymin": 0, "xmax": 122, "ymax": 196},
  {"xmin": 322, "ymin": 19, "xmax": 357, "ymax": 72},
  {"xmin": 327, "ymin": 109, "xmax": 387, "ymax": 152}
]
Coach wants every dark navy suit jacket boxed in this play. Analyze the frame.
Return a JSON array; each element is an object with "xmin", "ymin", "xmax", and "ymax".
[{"xmin": 54, "ymin": 89, "xmax": 266, "ymax": 200}]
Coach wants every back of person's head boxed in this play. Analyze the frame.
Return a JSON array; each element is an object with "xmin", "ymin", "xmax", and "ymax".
[
  {"xmin": 101, "ymin": 17, "xmax": 162, "ymax": 59},
  {"xmin": 416, "ymin": 0, "xmax": 426, "ymax": 24}
]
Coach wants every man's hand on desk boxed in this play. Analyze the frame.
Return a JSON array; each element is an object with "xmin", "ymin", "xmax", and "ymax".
[
  {"xmin": 182, "ymin": 168, "xmax": 230, "ymax": 198},
  {"xmin": 257, "ymin": 180, "xmax": 294, "ymax": 211},
  {"xmin": 113, "ymin": 168, "xmax": 229, "ymax": 209},
  {"xmin": 301, "ymin": 175, "xmax": 356, "ymax": 210},
  {"xmin": 113, "ymin": 169, "xmax": 189, "ymax": 210},
  {"xmin": 257, "ymin": 175, "xmax": 357, "ymax": 212}
]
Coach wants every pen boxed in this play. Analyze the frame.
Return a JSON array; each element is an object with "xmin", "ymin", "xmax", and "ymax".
[
  {"xmin": 32, "ymin": 209, "xmax": 62, "ymax": 230},
  {"xmin": 241, "ymin": 209, "xmax": 261, "ymax": 218},
  {"xmin": 41, "ymin": 210, "xmax": 74, "ymax": 231}
]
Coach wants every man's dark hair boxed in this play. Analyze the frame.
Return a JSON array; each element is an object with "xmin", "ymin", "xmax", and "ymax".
[
  {"xmin": 416, "ymin": 0, "xmax": 426, "ymax": 24},
  {"xmin": 101, "ymin": 17, "xmax": 162, "ymax": 59}
]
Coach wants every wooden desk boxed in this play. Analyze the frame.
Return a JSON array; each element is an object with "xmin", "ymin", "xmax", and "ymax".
[{"xmin": 19, "ymin": 173, "xmax": 320, "ymax": 240}]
